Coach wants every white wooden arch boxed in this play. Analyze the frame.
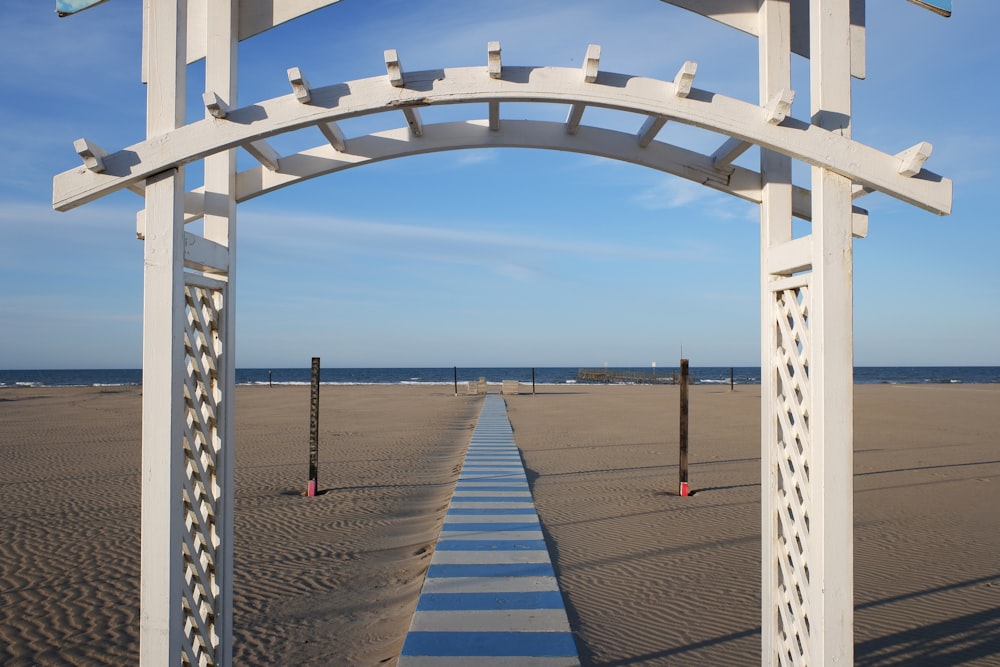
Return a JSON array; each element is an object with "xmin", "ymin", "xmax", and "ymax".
[
  {"xmin": 53, "ymin": 2, "xmax": 952, "ymax": 666},
  {"xmin": 55, "ymin": 57, "xmax": 948, "ymax": 215}
]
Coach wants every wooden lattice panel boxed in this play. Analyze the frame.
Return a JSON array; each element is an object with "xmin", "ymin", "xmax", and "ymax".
[
  {"xmin": 772, "ymin": 280, "xmax": 812, "ymax": 666},
  {"xmin": 181, "ymin": 279, "xmax": 226, "ymax": 666}
]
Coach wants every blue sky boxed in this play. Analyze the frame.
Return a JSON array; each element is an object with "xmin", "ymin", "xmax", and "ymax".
[{"xmin": 1, "ymin": 0, "xmax": 997, "ymax": 369}]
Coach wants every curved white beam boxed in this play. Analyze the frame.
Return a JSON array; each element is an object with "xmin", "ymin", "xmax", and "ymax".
[
  {"xmin": 55, "ymin": 64, "xmax": 949, "ymax": 215},
  {"xmin": 175, "ymin": 119, "xmax": 864, "ymax": 235}
]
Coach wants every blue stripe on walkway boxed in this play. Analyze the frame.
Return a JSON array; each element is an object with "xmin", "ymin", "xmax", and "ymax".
[
  {"xmin": 427, "ymin": 562, "xmax": 556, "ymax": 578},
  {"xmin": 447, "ymin": 507, "xmax": 538, "ymax": 515},
  {"xmin": 403, "ymin": 632, "xmax": 578, "ymax": 657},
  {"xmin": 416, "ymin": 591, "xmax": 566, "ymax": 611},
  {"xmin": 434, "ymin": 539, "xmax": 548, "ymax": 551},
  {"xmin": 441, "ymin": 522, "xmax": 540, "ymax": 531}
]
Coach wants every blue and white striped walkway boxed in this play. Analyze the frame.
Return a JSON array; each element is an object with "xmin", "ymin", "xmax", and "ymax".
[{"xmin": 399, "ymin": 393, "xmax": 579, "ymax": 666}]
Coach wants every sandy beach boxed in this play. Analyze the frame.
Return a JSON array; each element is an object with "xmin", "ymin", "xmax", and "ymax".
[{"xmin": 1, "ymin": 383, "xmax": 997, "ymax": 665}]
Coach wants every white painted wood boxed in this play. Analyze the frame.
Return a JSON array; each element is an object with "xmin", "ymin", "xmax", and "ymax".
[
  {"xmin": 765, "ymin": 236, "xmax": 811, "ymax": 276},
  {"xmin": 140, "ymin": 1, "xmax": 187, "ymax": 664},
  {"xmin": 636, "ymin": 116, "xmax": 667, "ymax": 147},
  {"xmin": 658, "ymin": 0, "xmax": 866, "ymax": 79},
  {"xmin": 673, "ymin": 61, "xmax": 697, "ymax": 97},
  {"xmin": 203, "ymin": 90, "xmax": 230, "ymax": 118},
  {"xmin": 319, "ymin": 121, "xmax": 346, "ymax": 151},
  {"xmin": 808, "ymin": 0, "xmax": 855, "ymax": 663},
  {"xmin": 710, "ymin": 136, "xmax": 751, "ymax": 166},
  {"xmin": 385, "ymin": 49, "xmax": 404, "ymax": 87},
  {"xmin": 74, "ymin": 138, "xmax": 108, "ymax": 172},
  {"xmin": 201, "ymin": 0, "xmax": 237, "ymax": 663},
  {"xmin": 489, "ymin": 101, "xmax": 500, "ymax": 131},
  {"xmin": 52, "ymin": 63, "xmax": 953, "ymax": 216},
  {"xmin": 764, "ymin": 88, "xmax": 795, "ymax": 124},
  {"xmin": 220, "ymin": 120, "xmax": 753, "ymax": 209},
  {"xmin": 288, "ymin": 66, "xmax": 312, "ymax": 103},
  {"xmin": 160, "ymin": 119, "xmax": 867, "ymax": 229},
  {"xmin": 565, "ymin": 104, "xmax": 585, "ymax": 135},
  {"xmin": 896, "ymin": 141, "xmax": 932, "ymax": 177},
  {"xmin": 758, "ymin": 1, "xmax": 794, "ymax": 661},
  {"xmin": 582, "ymin": 44, "xmax": 600, "ymax": 83},
  {"xmin": 184, "ymin": 231, "xmax": 229, "ymax": 272},
  {"xmin": 488, "ymin": 41, "xmax": 502, "ymax": 79},
  {"xmin": 243, "ymin": 138, "xmax": 281, "ymax": 170},
  {"xmin": 401, "ymin": 106, "xmax": 423, "ymax": 137}
]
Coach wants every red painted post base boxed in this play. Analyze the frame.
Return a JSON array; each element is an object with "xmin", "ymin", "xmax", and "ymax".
[
  {"xmin": 679, "ymin": 482, "xmax": 689, "ymax": 497},
  {"xmin": 307, "ymin": 480, "xmax": 317, "ymax": 497}
]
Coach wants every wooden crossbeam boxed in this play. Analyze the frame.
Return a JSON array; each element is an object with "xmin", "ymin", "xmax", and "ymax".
[
  {"xmin": 183, "ymin": 232, "xmax": 229, "ymax": 273},
  {"xmin": 489, "ymin": 101, "xmax": 500, "ymax": 131},
  {"xmin": 673, "ymin": 61, "xmax": 697, "ymax": 98},
  {"xmin": 637, "ymin": 116, "xmax": 667, "ymax": 147},
  {"xmin": 565, "ymin": 104, "xmax": 586, "ymax": 135},
  {"xmin": 582, "ymin": 44, "xmax": 600, "ymax": 83},
  {"xmin": 764, "ymin": 89, "xmax": 795, "ymax": 124},
  {"xmin": 852, "ymin": 183, "xmax": 874, "ymax": 200},
  {"xmin": 319, "ymin": 121, "xmax": 346, "ymax": 151},
  {"xmin": 74, "ymin": 138, "xmax": 108, "ymax": 173},
  {"xmin": 711, "ymin": 136, "xmax": 753, "ymax": 166},
  {"xmin": 488, "ymin": 41, "xmax": 502, "ymax": 79},
  {"xmin": 385, "ymin": 49, "xmax": 404, "ymax": 87},
  {"xmin": 488, "ymin": 42, "xmax": 501, "ymax": 128},
  {"xmin": 203, "ymin": 91, "xmax": 230, "ymax": 118},
  {"xmin": 287, "ymin": 66, "xmax": 312, "ymax": 104},
  {"xmin": 402, "ymin": 107, "xmax": 423, "ymax": 137},
  {"xmin": 243, "ymin": 139, "xmax": 281, "ymax": 171},
  {"xmin": 896, "ymin": 141, "xmax": 932, "ymax": 177}
]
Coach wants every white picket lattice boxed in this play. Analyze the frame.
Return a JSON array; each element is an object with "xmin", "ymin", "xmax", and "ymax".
[
  {"xmin": 181, "ymin": 277, "xmax": 227, "ymax": 666},
  {"xmin": 771, "ymin": 279, "xmax": 813, "ymax": 666}
]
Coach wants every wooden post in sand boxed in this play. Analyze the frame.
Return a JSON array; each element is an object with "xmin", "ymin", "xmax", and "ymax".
[
  {"xmin": 679, "ymin": 359, "xmax": 690, "ymax": 496},
  {"xmin": 454, "ymin": 366, "xmax": 458, "ymax": 396},
  {"xmin": 308, "ymin": 357, "xmax": 320, "ymax": 497}
]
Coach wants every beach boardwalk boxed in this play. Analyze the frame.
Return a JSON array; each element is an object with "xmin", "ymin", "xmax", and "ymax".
[{"xmin": 399, "ymin": 394, "xmax": 579, "ymax": 666}]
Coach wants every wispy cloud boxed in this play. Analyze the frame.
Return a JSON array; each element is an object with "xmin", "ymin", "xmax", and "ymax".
[
  {"xmin": 632, "ymin": 178, "xmax": 709, "ymax": 210},
  {"xmin": 240, "ymin": 208, "xmax": 699, "ymax": 265}
]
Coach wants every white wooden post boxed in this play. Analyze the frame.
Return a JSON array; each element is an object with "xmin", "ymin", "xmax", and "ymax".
[
  {"xmin": 758, "ymin": 0, "xmax": 794, "ymax": 664},
  {"xmin": 201, "ymin": 0, "xmax": 238, "ymax": 662},
  {"xmin": 139, "ymin": 0, "xmax": 187, "ymax": 665},
  {"xmin": 808, "ymin": 0, "xmax": 855, "ymax": 662}
]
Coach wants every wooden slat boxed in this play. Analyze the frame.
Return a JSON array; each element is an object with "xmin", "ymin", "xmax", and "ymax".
[
  {"xmin": 711, "ymin": 136, "xmax": 752, "ymax": 166},
  {"xmin": 318, "ymin": 121, "xmax": 346, "ymax": 151},
  {"xmin": 242, "ymin": 139, "xmax": 280, "ymax": 171},
  {"xmin": 565, "ymin": 104, "xmax": 585, "ymax": 135},
  {"xmin": 637, "ymin": 116, "xmax": 667, "ymax": 148},
  {"xmin": 183, "ymin": 232, "xmax": 229, "ymax": 273},
  {"xmin": 287, "ymin": 66, "xmax": 312, "ymax": 103}
]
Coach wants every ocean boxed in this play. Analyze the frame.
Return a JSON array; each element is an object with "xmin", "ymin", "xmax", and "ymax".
[{"xmin": 1, "ymin": 366, "xmax": 998, "ymax": 388}]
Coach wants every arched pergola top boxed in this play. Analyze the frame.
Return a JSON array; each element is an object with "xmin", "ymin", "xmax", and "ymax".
[{"xmin": 56, "ymin": 49, "xmax": 950, "ymax": 218}]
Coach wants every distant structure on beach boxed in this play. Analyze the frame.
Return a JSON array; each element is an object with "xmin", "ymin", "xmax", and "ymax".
[{"xmin": 577, "ymin": 368, "xmax": 680, "ymax": 384}]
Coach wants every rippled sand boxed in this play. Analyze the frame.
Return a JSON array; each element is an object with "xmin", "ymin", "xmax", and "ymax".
[{"xmin": 1, "ymin": 383, "xmax": 997, "ymax": 665}]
